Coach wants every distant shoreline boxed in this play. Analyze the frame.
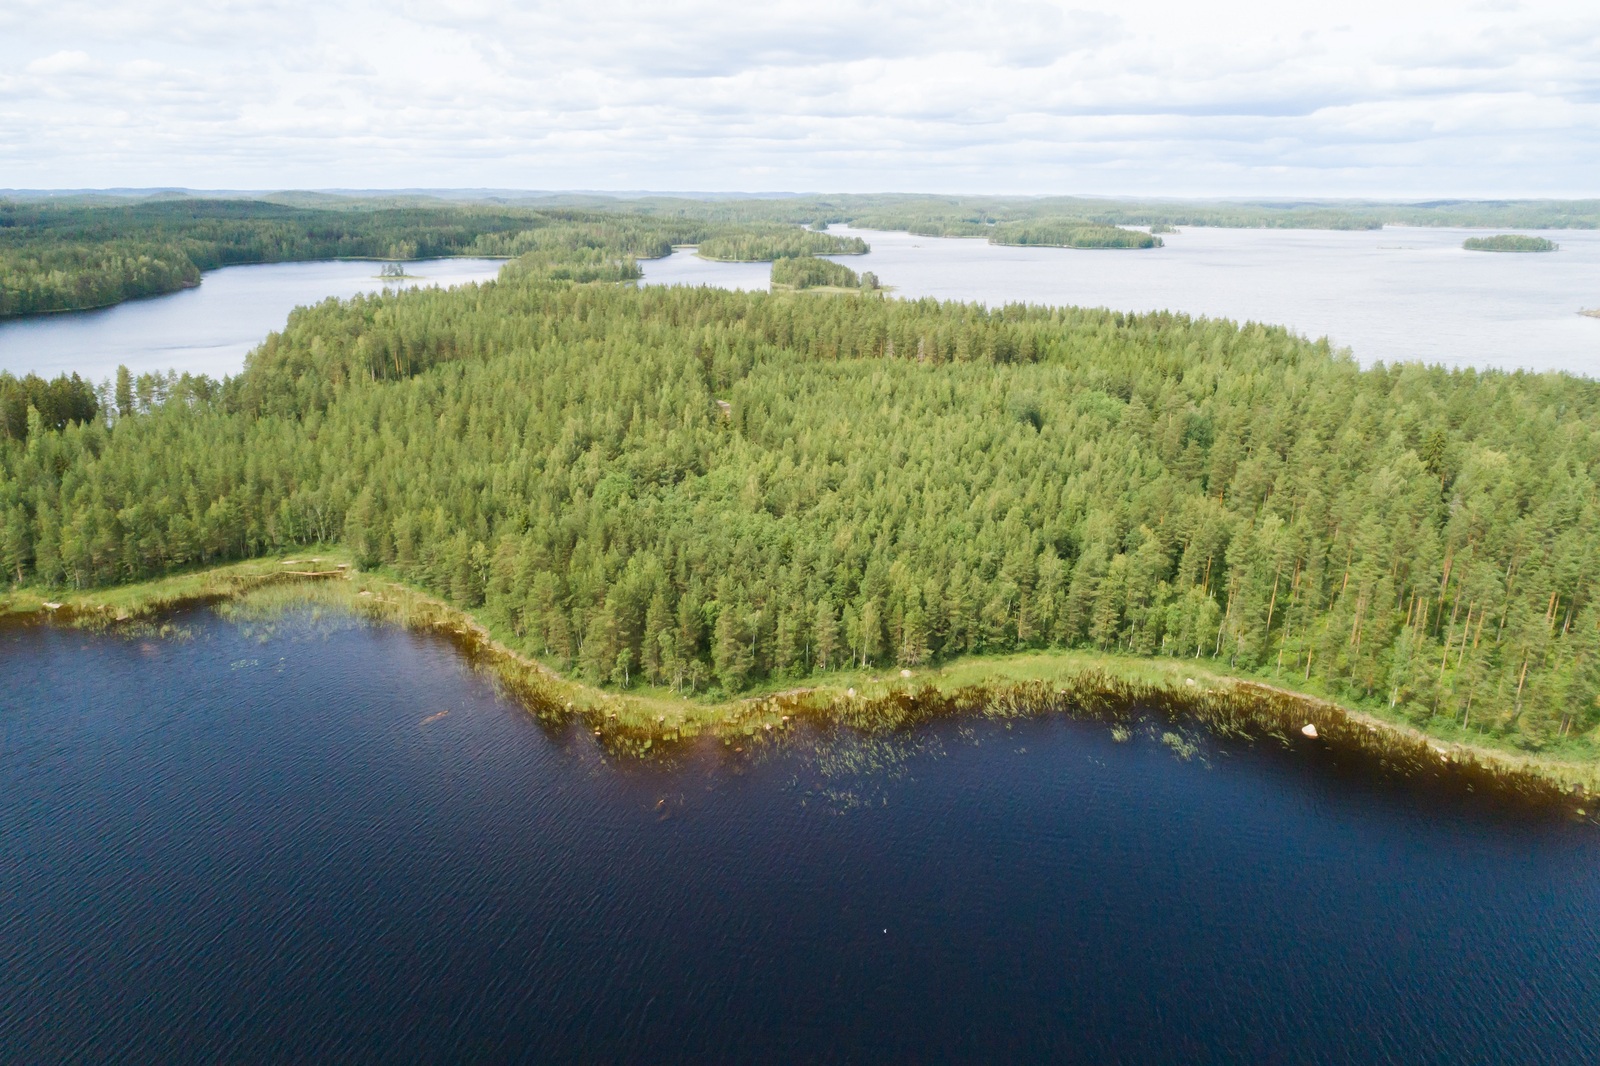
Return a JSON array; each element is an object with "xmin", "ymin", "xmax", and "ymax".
[{"xmin": 0, "ymin": 255, "xmax": 512, "ymax": 322}]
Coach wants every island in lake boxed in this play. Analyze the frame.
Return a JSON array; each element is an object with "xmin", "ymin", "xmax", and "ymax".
[
  {"xmin": 769, "ymin": 254, "xmax": 881, "ymax": 291},
  {"xmin": 1463, "ymin": 234, "xmax": 1558, "ymax": 252}
]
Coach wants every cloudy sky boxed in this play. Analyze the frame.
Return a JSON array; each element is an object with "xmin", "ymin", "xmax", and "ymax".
[{"xmin": 2, "ymin": 0, "xmax": 1596, "ymax": 196}]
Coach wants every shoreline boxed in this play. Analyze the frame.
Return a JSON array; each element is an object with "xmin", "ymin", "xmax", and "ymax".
[
  {"xmin": 694, "ymin": 251, "xmax": 870, "ymax": 263},
  {"xmin": 0, "ymin": 255, "xmax": 513, "ymax": 323},
  {"xmin": 5, "ymin": 558, "xmax": 1596, "ymax": 804}
]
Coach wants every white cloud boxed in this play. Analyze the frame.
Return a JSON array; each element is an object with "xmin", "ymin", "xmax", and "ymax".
[
  {"xmin": 0, "ymin": 0, "xmax": 1595, "ymax": 194},
  {"xmin": 24, "ymin": 50, "xmax": 96, "ymax": 76}
]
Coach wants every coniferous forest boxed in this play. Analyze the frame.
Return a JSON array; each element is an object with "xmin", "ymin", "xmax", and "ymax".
[
  {"xmin": 10, "ymin": 194, "xmax": 1597, "ymax": 320},
  {"xmin": 0, "ymin": 199, "xmax": 539, "ymax": 316},
  {"xmin": 4, "ymin": 209, "xmax": 1600, "ymax": 754},
  {"xmin": 770, "ymin": 255, "xmax": 871, "ymax": 289},
  {"xmin": 0, "ymin": 199, "xmax": 861, "ymax": 317},
  {"xmin": 694, "ymin": 227, "xmax": 868, "ymax": 261},
  {"xmin": 1463, "ymin": 234, "xmax": 1558, "ymax": 253}
]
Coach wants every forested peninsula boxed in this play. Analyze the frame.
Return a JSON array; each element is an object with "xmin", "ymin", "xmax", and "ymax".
[
  {"xmin": 0, "ymin": 199, "xmax": 531, "ymax": 317},
  {"xmin": 6, "ymin": 213, "xmax": 1600, "ymax": 766},
  {"xmin": 0, "ymin": 199, "xmax": 864, "ymax": 318}
]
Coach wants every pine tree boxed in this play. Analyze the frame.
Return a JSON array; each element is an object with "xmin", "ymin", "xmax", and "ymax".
[{"xmin": 115, "ymin": 365, "xmax": 134, "ymax": 419}]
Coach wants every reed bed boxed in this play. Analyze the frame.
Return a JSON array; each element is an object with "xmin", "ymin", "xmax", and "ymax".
[{"xmin": 14, "ymin": 566, "xmax": 1597, "ymax": 812}]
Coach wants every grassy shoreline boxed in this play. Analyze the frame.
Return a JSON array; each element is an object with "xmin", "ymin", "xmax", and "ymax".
[{"xmin": 5, "ymin": 560, "xmax": 1597, "ymax": 801}]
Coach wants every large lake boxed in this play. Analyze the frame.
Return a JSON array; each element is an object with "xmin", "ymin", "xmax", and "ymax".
[
  {"xmin": 3, "ymin": 606, "xmax": 1598, "ymax": 1062},
  {"xmin": 0, "ymin": 258, "xmax": 506, "ymax": 382},
  {"xmin": 3, "ymin": 231, "xmax": 1596, "ymax": 382},
  {"xmin": 643, "ymin": 226, "xmax": 1600, "ymax": 375}
]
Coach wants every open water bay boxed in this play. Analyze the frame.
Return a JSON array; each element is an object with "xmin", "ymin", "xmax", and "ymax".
[
  {"xmin": 0, "ymin": 257, "xmax": 506, "ymax": 382},
  {"xmin": 3, "ymin": 606, "xmax": 1599, "ymax": 1062},
  {"xmin": 4, "ymin": 228, "xmax": 1596, "ymax": 385},
  {"xmin": 643, "ymin": 226, "xmax": 1600, "ymax": 374}
]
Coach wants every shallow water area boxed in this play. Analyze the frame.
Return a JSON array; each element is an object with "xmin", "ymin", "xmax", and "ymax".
[
  {"xmin": 3, "ymin": 605, "xmax": 1600, "ymax": 1063},
  {"xmin": 0, "ymin": 257, "xmax": 507, "ymax": 381}
]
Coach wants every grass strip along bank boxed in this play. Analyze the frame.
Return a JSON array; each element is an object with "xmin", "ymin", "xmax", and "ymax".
[{"xmin": 6, "ymin": 562, "xmax": 1595, "ymax": 811}]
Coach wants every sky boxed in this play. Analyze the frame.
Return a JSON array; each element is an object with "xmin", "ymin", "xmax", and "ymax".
[{"xmin": 2, "ymin": 0, "xmax": 1597, "ymax": 197}]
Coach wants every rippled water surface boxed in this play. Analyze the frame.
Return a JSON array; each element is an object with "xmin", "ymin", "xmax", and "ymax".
[
  {"xmin": 643, "ymin": 226, "xmax": 1600, "ymax": 374},
  {"xmin": 3, "ymin": 607, "xmax": 1599, "ymax": 1063},
  {"xmin": 0, "ymin": 257, "xmax": 507, "ymax": 381}
]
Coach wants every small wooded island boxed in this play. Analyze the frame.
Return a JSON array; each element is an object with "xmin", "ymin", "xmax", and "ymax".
[
  {"xmin": 769, "ymin": 255, "xmax": 879, "ymax": 291},
  {"xmin": 1463, "ymin": 234, "xmax": 1558, "ymax": 252},
  {"xmin": 695, "ymin": 227, "xmax": 868, "ymax": 262},
  {"xmin": 990, "ymin": 221, "xmax": 1162, "ymax": 249}
]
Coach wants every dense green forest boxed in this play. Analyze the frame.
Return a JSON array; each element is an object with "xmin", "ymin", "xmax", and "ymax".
[
  {"xmin": 0, "ymin": 372, "xmax": 99, "ymax": 440},
  {"xmin": 8, "ymin": 192, "xmax": 1598, "ymax": 319},
  {"xmin": 0, "ymin": 199, "xmax": 543, "ymax": 316},
  {"xmin": 1463, "ymin": 235, "xmax": 1558, "ymax": 253},
  {"xmin": 5, "ymin": 215, "xmax": 1600, "ymax": 753},
  {"xmin": 695, "ymin": 226, "xmax": 868, "ymax": 261},
  {"xmin": 0, "ymin": 199, "xmax": 856, "ymax": 317},
  {"xmin": 990, "ymin": 222, "xmax": 1161, "ymax": 249},
  {"xmin": 770, "ymin": 256, "xmax": 871, "ymax": 289}
]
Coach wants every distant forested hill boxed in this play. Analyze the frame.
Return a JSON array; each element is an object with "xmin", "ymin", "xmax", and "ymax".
[
  {"xmin": 990, "ymin": 221, "xmax": 1161, "ymax": 249},
  {"xmin": 6, "ymin": 193, "xmax": 1598, "ymax": 317},
  {"xmin": 0, "ymin": 199, "xmax": 858, "ymax": 317},
  {"xmin": 5, "ymin": 215, "xmax": 1600, "ymax": 751},
  {"xmin": 0, "ymin": 199, "xmax": 544, "ymax": 316},
  {"xmin": 597, "ymin": 192, "xmax": 1600, "ymax": 233}
]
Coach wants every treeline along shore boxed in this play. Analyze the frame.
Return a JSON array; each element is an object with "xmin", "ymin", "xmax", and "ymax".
[
  {"xmin": 5, "ymin": 209, "xmax": 1600, "ymax": 773},
  {"xmin": 7, "ymin": 192, "xmax": 1600, "ymax": 319},
  {"xmin": 7, "ymin": 558, "xmax": 1595, "ymax": 807},
  {"xmin": 0, "ymin": 199, "xmax": 867, "ymax": 318}
]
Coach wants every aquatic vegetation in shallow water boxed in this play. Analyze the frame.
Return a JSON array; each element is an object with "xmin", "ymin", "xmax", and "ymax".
[
  {"xmin": 1161, "ymin": 731, "xmax": 1200, "ymax": 760},
  {"xmin": 15, "ymin": 571, "xmax": 1598, "ymax": 817}
]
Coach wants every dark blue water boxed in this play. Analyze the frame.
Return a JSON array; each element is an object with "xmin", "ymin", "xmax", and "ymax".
[{"xmin": 3, "ymin": 608, "xmax": 1598, "ymax": 1063}]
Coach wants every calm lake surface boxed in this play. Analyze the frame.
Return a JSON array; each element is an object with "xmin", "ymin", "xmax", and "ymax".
[
  {"xmin": 643, "ymin": 226, "xmax": 1600, "ymax": 374},
  {"xmin": 4, "ymin": 607, "xmax": 1598, "ymax": 1063},
  {"xmin": 0, "ymin": 258, "xmax": 506, "ymax": 382},
  {"xmin": 4, "ymin": 231, "xmax": 1595, "ymax": 383}
]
